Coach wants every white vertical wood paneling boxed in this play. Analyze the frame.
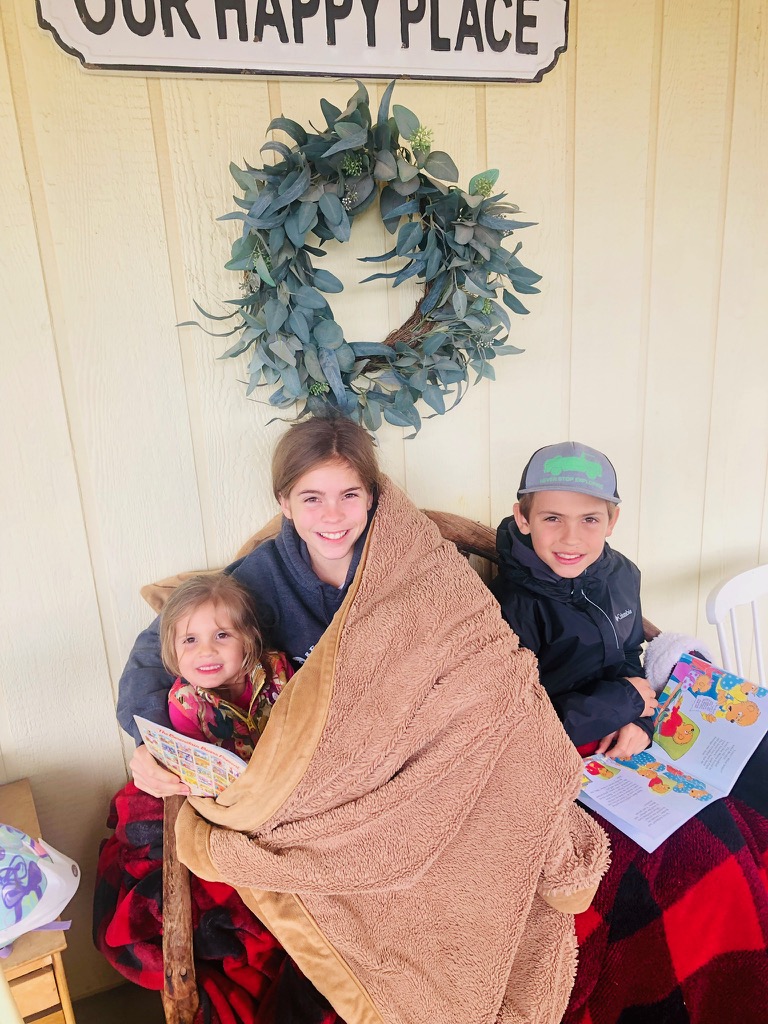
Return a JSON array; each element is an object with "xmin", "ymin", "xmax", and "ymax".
[
  {"xmin": 486, "ymin": 57, "xmax": 572, "ymax": 527},
  {"xmin": 156, "ymin": 76, "xmax": 283, "ymax": 565},
  {"xmin": 10, "ymin": 0, "xmax": 206, "ymax": 667},
  {"xmin": 638, "ymin": 0, "xmax": 736, "ymax": 632},
  {"xmin": 569, "ymin": 0, "xmax": 658, "ymax": 564},
  {"xmin": 3, "ymin": 0, "xmax": 768, "ymax": 999},
  {"xmin": 699, "ymin": 0, "xmax": 768, "ymax": 670},
  {"xmin": 0, "ymin": 1, "xmax": 125, "ymax": 996}
]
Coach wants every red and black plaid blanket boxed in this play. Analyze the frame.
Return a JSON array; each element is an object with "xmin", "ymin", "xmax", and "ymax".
[
  {"xmin": 565, "ymin": 764, "xmax": 768, "ymax": 1024},
  {"xmin": 93, "ymin": 783, "xmax": 342, "ymax": 1024},
  {"xmin": 95, "ymin": 771, "xmax": 768, "ymax": 1024}
]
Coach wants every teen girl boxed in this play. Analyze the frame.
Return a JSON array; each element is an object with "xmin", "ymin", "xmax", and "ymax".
[
  {"xmin": 159, "ymin": 573, "xmax": 292, "ymax": 760},
  {"xmin": 118, "ymin": 413, "xmax": 380, "ymax": 797}
]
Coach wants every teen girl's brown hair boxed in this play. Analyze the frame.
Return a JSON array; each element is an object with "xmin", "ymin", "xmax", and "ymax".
[
  {"xmin": 159, "ymin": 573, "xmax": 265, "ymax": 680},
  {"xmin": 271, "ymin": 412, "xmax": 382, "ymax": 500}
]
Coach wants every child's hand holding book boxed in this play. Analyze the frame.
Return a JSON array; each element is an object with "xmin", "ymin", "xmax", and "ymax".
[{"xmin": 626, "ymin": 676, "xmax": 659, "ymax": 717}]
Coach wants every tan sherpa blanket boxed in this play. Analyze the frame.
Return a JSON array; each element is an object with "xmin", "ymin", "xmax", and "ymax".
[{"xmin": 175, "ymin": 478, "xmax": 610, "ymax": 1024}]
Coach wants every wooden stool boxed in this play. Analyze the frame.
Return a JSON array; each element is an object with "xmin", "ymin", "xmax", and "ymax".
[{"xmin": 0, "ymin": 779, "xmax": 77, "ymax": 1024}]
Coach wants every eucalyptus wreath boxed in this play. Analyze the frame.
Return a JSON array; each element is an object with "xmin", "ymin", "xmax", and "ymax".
[{"xmin": 189, "ymin": 80, "xmax": 541, "ymax": 435}]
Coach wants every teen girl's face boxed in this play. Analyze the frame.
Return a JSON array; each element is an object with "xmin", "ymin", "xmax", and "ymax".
[
  {"xmin": 514, "ymin": 490, "xmax": 619, "ymax": 579},
  {"xmin": 279, "ymin": 459, "xmax": 373, "ymax": 588},
  {"xmin": 174, "ymin": 601, "xmax": 246, "ymax": 698}
]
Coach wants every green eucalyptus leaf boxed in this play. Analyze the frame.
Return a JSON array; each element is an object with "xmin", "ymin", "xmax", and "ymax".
[
  {"xmin": 284, "ymin": 212, "xmax": 307, "ymax": 249},
  {"xmin": 314, "ymin": 318, "xmax": 344, "ymax": 348},
  {"xmin": 317, "ymin": 346, "xmax": 347, "ymax": 404},
  {"xmin": 469, "ymin": 239, "xmax": 491, "ymax": 261},
  {"xmin": 267, "ymin": 117, "xmax": 308, "ymax": 146},
  {"xmin": 362, "ymin": 398, "xmax": 383, "ymax": 432},
  {"xmin": 503, "ymin": 289, "xmax": 531, "ymax": 315},
  {"xmin": 469, "ymin": 169, "xmax": 499, "ymax": 194},
  {"xmin": 313, "ymin": 268, "xmax": 344, "ymax": 293},
  {"xmin": 319, "ymin": 192, "xmax": 344, "ymax": 226},
  {"xmin": 260, "ymin": 140, "xmax": 293, "ymax": 162},
  {"xmin": 303, "ymin": 344, "xmax": 325, "ymax": 382},
  {"xmin": 453, "ymin": 223, "xmax": 474, "ymax": 245},
  {"xmin": 396, "ymin": 221, "xmax": 424, "ymax": 255},
  {"xmin": 230, "ymin": 162, "xmax": 260, "ymax": 192},
  {"xmin": 296, "ymin": 201, "xmax": 318, "ymax": 233},
  {"xmin": 329, "ymin": 209, "xmax": 351, "ymax": 243},
  {"xmin": 265, "ymin": 298, "xmax": 289, "ymax": 334},
  {"xmin": 422, "ymin": 331, "xmax": 448, "ymax": 355},
  {"xmin": 349, "ymin": 342, "xmax": 395, "ymax": 358},
  {"xmin": 377, "ymin": 80, "xmax": 396, "ymax": 126},
  {"xmin": 280, "ymin": 364, "xmax": 304, "ymax": 397},
  {"xmin": 193, "ymin": 299, "xmax": 238, "ymax": 321},
  {"xmin": 392, "ymin": 104, "xmax": 419, "ymax": 140},
  {"xmin": 296, "ymin": 285, "xmax": 327, "ymax": 309},
  {"xmin": 320, "ymin": 98, "xmax": 342, "ymax": 128},
  {"xmin": 373, "ymin": 150, "xmax": 398, "ymax": 181},
  {"xmin": 390, "ymin": 177, "xmax": 421, "ymax": 197},
  {"xmin": 288, "ymin": 308, "xmax": 311, "ymax": 344},
  {"xmin": 495, "ymin": 343, "xmax": 526, "ymax": 355},
  {"xmin": 334, "ymin": 120, "xmax": 366, "ymax": 140},
  {"xmin": 253, "ymin": 255, "xmax": 276, "ymax": 287},
  {"xmin": 452, "ymin": 290, "xmax": 468, "ymax": 319},
  {"xmin": 323, "ymin": 124, "xmax": 367, "ymax": 157},
  {"xmin": 270, "ymin": 335, "xmax": 297, "ymax": 366},
  {"xmin": 341, "ymin": 80, "xmax": 369, "ymax": 117},
  {"xmin": 424, "ymin": 151, "xmax": 459, "ymax": 182},
  {"xmin": 271, "ymin": 164, "xmax": 311, "ymax": 211},
  {"xmin": 336, "ymin": 342, "xmax": 356, "ymax": 373},
  {"xmin": 422, "ymin": 384, "xmax": 446, "ymax": 415},
  {"xmin": 397, "ymin": 157, "xmax": 420, "ymax": 183}
]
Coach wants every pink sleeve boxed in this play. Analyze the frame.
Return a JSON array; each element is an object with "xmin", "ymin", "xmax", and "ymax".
[{"xmin": 168, "ymin": 680, "xmax": 208, "ymax": 742}]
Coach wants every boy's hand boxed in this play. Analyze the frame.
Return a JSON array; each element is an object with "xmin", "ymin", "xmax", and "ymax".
[
  {"xmin": 625, "ymin": 676, "xmax": 658, "ymax": 717},
  {"xmin": 130, "ymin": 744, "xmax": 190, "ymax": 798},
  {"xmin": 599, "ymin": 723, "xmax": 651, "ymax": 760}
]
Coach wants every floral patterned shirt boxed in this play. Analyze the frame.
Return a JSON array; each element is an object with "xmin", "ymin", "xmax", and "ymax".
[{"xmin": 167, "ymin": 650, "xmax": 292, "ymax": 762}]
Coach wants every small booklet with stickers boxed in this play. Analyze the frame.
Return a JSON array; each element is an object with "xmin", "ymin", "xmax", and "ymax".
[
  {"xmin": 134, "ymin": 715, "xmax": 247, "ymax": 797},
  {"xmin": 577, "ymin": 654, "xmax": 768, "ymax": 852}
]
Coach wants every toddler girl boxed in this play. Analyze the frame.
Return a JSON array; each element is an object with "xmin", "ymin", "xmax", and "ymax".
[{"xmin": 159, "ymin": 573, "xmax": 291, "ymax": 761}]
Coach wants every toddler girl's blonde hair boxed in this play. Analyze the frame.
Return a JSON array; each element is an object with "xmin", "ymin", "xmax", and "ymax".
[{"xmin": 159, "ymin": 573, "xmax": 265, "ymax": 680}]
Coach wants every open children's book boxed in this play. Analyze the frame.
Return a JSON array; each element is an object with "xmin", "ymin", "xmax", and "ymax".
[
  {"xmin": 577, "ymin": 654, "xmax": 768, "ymax": 852},
  {"xmin": 135, "ymin": 716, "xmax": 246, "ymax": 797}
]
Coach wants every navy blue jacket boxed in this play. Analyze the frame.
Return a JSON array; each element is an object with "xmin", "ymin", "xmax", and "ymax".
[
  {"xmin": 489, "ymin": 517, "xmax": 650, "ymax": 748},
  {"xmin": 116, "ymin": 516, "xmax": 369, "ymax": 744}
]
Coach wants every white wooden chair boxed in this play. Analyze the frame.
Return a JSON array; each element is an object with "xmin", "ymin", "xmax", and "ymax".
[{"xmin": 705, "ymin": 565, "xmax": 768, "ymax": 686}]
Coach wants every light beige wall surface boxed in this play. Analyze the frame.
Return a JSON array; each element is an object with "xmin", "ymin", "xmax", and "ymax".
[{"xmin": 2, "ymin": 0, "xmax": 767, "ymax": 997}]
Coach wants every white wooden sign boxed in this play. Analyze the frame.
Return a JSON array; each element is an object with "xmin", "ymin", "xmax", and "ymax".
[{"xmin": 36, "ymin": 0, "xmax": 568, "ymax": 82}]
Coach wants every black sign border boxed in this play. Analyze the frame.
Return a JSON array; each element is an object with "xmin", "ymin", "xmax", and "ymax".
[{"xmin": 35, "ymin": 0, "xmax": 569, "ymax": 84}]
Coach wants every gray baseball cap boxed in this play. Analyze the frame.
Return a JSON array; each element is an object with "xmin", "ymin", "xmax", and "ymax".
[{"xmin": 517, "ymin": 442, "xmax": 621, "ymax": 504}]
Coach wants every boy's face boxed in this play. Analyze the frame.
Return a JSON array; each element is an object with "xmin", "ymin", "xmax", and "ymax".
[{"xmin": 514, "ymin": 490, "xmax": 619, "ymax": 579}]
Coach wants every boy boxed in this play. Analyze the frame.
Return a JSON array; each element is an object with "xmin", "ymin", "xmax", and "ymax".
[{"xmin": 490, "ymin": 441, "xmax": 658, "ymax": 759}]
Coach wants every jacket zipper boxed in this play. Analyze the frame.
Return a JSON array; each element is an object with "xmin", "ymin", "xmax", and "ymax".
[{"xmin": 579, "ymin": 587, "xmax": 620, "ymax": 650}]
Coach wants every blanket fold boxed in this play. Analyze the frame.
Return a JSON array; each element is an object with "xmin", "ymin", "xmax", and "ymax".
[{"xmin": 176, "ymin": 479, "xmax": 610, "ymax": 1024}]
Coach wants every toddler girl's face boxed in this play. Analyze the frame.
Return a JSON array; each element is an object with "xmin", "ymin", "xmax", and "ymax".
[
  {"xmin": 279, "ymin": 458, "xmax": 373, "ymax": 588},
  {"xmin": 174, "ymin": 600, "xmax": 246, "ymax": 697},
  {"xmin": 514, "ymin": 490, "xmax": 618, "ymax": 579}
]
